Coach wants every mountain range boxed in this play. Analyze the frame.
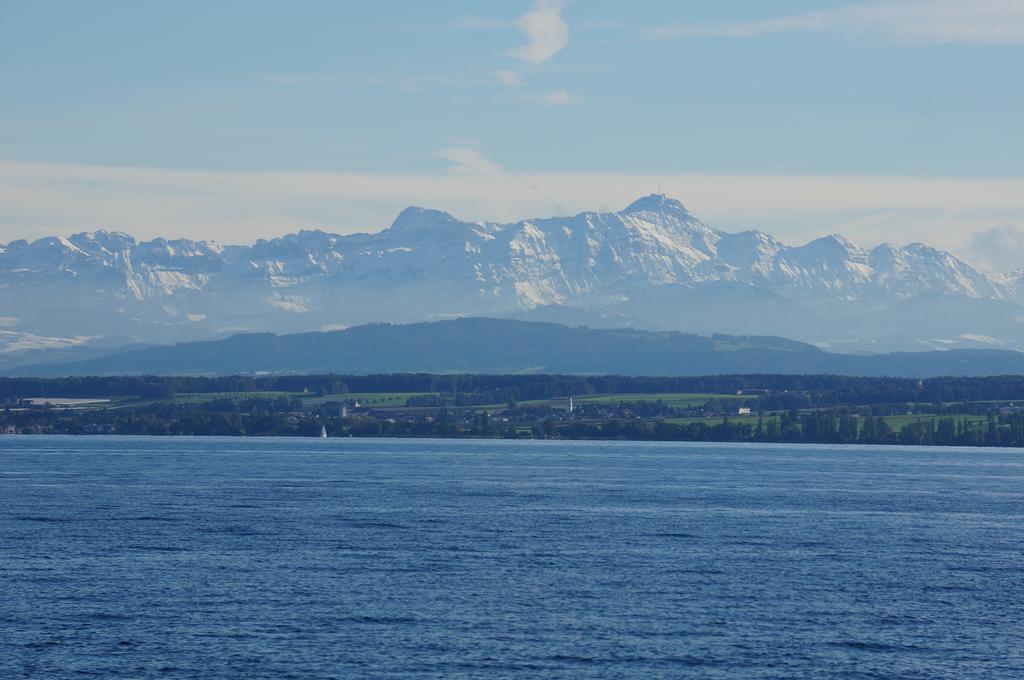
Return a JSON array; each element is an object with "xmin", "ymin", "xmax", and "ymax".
[
  {"xmin": 3, "ymin": 194, "xmax": 1024, "ymax": 363},
  {"xmin": 9, "ymin": 318, "xmax": 1024, "ymax": 378}
]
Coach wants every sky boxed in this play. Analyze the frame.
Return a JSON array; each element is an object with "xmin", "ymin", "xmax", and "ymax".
[{"xmin": 2, "ymin": 0, "xmax": 1023, "ymax": 271}]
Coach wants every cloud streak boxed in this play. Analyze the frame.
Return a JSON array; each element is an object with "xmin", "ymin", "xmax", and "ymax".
[
  {"xmin": 435, "ymin": 143, "xmax": 503, "ymax": 175},
  {"xmin": 496, "ymin": 69, "xmax": 524, "ymax": 87},
  {"xmin": 507, "ymin": 1, "xmax": 569, "ymax": 64},
  {"xmin": 525, "ymin": 89, "xmax": 582, "ymax": 105},
  {"xmin": 639, "ymin": 0, "xmax": 1024, "ymax": 45}
]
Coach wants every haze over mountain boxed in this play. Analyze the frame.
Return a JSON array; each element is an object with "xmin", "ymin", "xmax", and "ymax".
[{"xmin": 3, "ymin": 195, "xmax": 1023, "ymax": 359}]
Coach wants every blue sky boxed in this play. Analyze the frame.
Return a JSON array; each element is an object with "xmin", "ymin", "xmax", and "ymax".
[{"xmin": 2, "ymin": 0, "xmax": 1024, "ymax": 270}]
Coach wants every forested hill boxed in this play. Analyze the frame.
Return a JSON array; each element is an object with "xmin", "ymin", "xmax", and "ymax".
[{"xmin": 7, "ymin": 318, "xmax": 1024, "ymax": 378}]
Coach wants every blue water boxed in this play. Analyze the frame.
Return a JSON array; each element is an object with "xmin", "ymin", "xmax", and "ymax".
[{"xmin": 2, "ymin": 437, "xmax": 1023, "ymax": 678}]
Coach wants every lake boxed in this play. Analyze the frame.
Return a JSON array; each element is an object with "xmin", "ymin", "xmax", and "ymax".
[{"xmin": 2, "ymin": 437, "xmax": 1023, "ymax": 678}]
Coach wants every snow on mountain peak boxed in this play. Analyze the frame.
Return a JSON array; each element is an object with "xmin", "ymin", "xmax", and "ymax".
[
  {"xmin": 801, "ymin": 233, "xmax": 860, "ymax": 253},
  {"xmin": 389, "ymin": 206, "xmax": 462, "ymax": 232},
  {"xmin": 0, "ymin": 195, "xmax": 1015, "ymax": 350},
  {"xmin": 621, "ymin": 194, "xmax": 690, "ymax": 217},
  {"xmin": 70, "ymin": 229, "xmax": 135, "ymax": 244}
]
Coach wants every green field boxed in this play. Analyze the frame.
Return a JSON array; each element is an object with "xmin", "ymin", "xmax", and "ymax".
[
  {"xmin": 163, "ymin": 390, "xmax": 748, "ymax": 410},
  {"xmin": 438, "ymin": 392, "xmax": 750, "ymax": 412},
  {"xmin": 575, "ymin": 392, "xmax": 747, "ymax": 408},
  {"xmin": 664, "ymin": 415, "xmax": 765, "ymax": 426},
  {"xmin": 168, "ymin": 390, "xmax": 438, "ymax": 407},
  {"xmin": 876, "ymin": 414, "xmax": 989, "ymax": 429},
  {"xmin": 304, "ymin": 392, "xmax": 437, "ymax": 407},
  {"xmin": 665, "ymin": 413, "xmax": 991, "ymax": 430},
  {"xmin": 170, "ymin": 391, "xmax": 306, "ymax": 404}
]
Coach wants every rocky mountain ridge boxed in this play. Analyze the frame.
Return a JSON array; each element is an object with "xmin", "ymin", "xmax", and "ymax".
[{"xmin": 2, "ymin": 195, "xmax": 1021, "ymax": 355}]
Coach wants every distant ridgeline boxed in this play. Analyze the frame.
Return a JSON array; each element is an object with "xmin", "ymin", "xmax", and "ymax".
[{"xmin": 7, "ymin": 318, "xmax": 1024, "ymax": 379}]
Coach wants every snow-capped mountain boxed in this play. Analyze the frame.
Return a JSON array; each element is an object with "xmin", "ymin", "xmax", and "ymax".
[
  {"xmin": 996, "ymin": 268, "xmax": 1024, "ymax": 293},
  {"xmin": 1, "ymin": 194, "xmax": 1021, "ymax": 353}
]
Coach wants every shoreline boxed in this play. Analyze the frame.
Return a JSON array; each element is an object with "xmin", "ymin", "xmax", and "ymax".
[{"xmin": 4, "ymin": 431, "xmax": 1023, "ymax": 450}]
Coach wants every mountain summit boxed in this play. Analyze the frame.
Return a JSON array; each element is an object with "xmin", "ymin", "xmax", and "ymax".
[
  {"xmin": 1, "ymin": 196, "xmax": 1021, "ymax": 355},
  {"xmin": 621, "ymin": 193, "xmax": 691, "ymax": 216}
]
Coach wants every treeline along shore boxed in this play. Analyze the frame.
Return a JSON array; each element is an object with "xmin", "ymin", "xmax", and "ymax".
[{"xmin": 4, "ymin": 373, "xmax": 1024, "ymax": 447}]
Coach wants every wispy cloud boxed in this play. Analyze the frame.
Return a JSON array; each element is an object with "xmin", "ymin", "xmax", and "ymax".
[
  {"xmin": 266, "ymin": 72, "xmax": 491, "ymax": 93},
  {"xmin": 637, "ymin": 0, "xmax": 1024, "ymax": 45},
  {"xmin": 507, "ymin": 1, "xmax": 569, "ymax": 64},
  {"xmin": 496, "ymin": 69, "xmax": 524, "ymax": 87},
  {"xmin": 434, "ymin": 142, "xmax": 503, "ymax": 176},
  {"xmin": 967, "ymin": 224, "xmax": 1024, "ymax": 273},
  {"xmin": 454, "ymin": 15, "xmax": 507, "ymax": 30},
  {"xmin": 525, "ymin": 89, "xmax": 582, "ymax": 105}
]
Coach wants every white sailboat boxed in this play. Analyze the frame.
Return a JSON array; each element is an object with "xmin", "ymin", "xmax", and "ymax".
[{"xmin": 319, "ymin": 424, "xmax": 328, "ymax": 438}]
